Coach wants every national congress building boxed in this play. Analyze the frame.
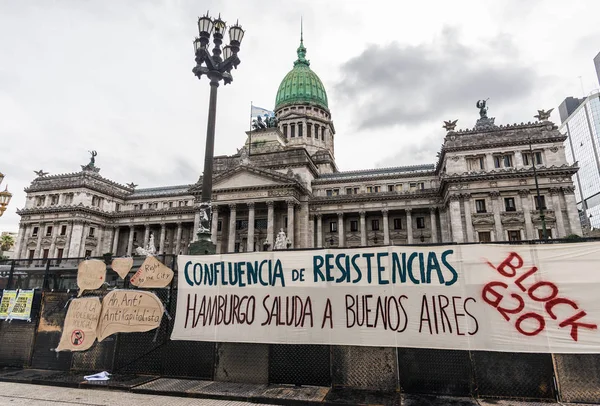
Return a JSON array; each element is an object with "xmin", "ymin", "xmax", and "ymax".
[{"xmin": 12, "ymin": 37, "xmax": 583, "ymax": 260}]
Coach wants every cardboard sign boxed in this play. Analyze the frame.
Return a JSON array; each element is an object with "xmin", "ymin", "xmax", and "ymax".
[
  {"xmin": 97, "ymin": 290, "xmax": 164, "ymax": 342},
  {"xmin": 77, "ymin": 259, "xmax": 107, "ymax": 297},
  {"xmin": 56, "ymin": 297, "xmax": 102, "ymax": 352},
  {"xmin": 0, "ymin": 290, "xmax": 17, "ymax": 320},
  {"xmin": 111, "ymin": 257, "xmax": 133, "ymax": 279},
  {"xmin": 172, "ymin": 243, "xmax": 600, "ymax": 354},
  {"xmin": 130, "ymin": 256, "xmax": 174, "ymax": 288},
  {"xmin": 9, "ymin": 289, "xmax": 35, "ymax": 321}
]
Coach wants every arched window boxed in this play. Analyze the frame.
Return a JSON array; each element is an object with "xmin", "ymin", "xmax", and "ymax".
[{"xmin": 314, "ymin": 125, "xmax": 320, "ymax": 140}]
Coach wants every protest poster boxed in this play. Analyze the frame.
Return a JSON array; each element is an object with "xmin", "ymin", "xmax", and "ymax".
[
  {"xmin": 130, "ymin": 256, "xmax": 173, "ymax": 288},
  {"xmin": 77, "ymin": 259, "xmax": 107, "ymax": 297},
  {"xmin": 97, "ymin": 290, "xmax": 164, "ymax": 341},
  {"xmin": 0, "ymin": 290, "xmax": 17, "ymax": 320},
  {"xmin": 56, "ymin": 297, "xmax": 102, "ymax": 352},
  {"xmin": 171, "ymin": 243, "xmax": 600, "ymax": 353},
  {"xmin": 9, "ymin": 289, "xmax": 35, "ymax": 321},
  {"xmin": 111, "ymin": 257, "xmax": 134, "ymax": 279}
]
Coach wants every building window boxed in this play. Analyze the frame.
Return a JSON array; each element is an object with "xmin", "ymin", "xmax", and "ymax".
[
  {"xmin": 57, "ymin": 248, "xmax": 64, "ymax": 260},
  {"xmin": 236, "ymin": 220, "xmax": 248, "ymax": 230},
  {"xmin": 393, "ymin": 218, "xmax": 402, "ymax": 230},
  {"xmin": 346, "ymin": 188, "xmax": 352, "ymax": 195},
  {"xmin": 504, "ymin": 197, "xmax": 516, "ymax": 212},
  {"xmin": 85, "ymin": 249, "xmax": 92, "ymax": 257},
  {"xmin": 508, "ymin": 230, "xmax": 521, "ymax": 241},
  {"xmin": 115, "ymin": 203, "xmax": 121, "ymax": 212},
  {"xmin": 314, "ymin": 125, "xmax": 319, "ymax": 140},
  {"xmin": 291, "ymin": 124, "xmax": 296, "ymax": 138},
  {"xmin": 322, "ymin": 127, "xmax": 326, "ymax": 139},
  {"xmin": 374, "ymin": 186, "xmax": 381, "ymax": 193},
  {"xmin": 326, "ymin": 189, "xmax": 333, "ymax": 197},
  {"xmin": 32, "ymin": 227, "xmax": 39, "ymax": 237},
  {"xmin": 467, "ymin": 157, "xmax": 485, "ymax": 171},
  {"xmin": 416, "ymin": 217, "xmax": 425, "ymax": 229},
  {"xmin": 366, "ymin": 186, "xmax": 373, "ymax": 193},
  {"xmin": 523, "ymin": 151, "xmax": 543, "ymax": 166},
  {"xmin": 307, "ymin": 123, "xmax": 312, "ymax": 137},
  {"xmin": 395, "ymin": 184, "xmax": 403, "ymax": 192},
  {"xmin": 134, "ymin": 204, "xmax": 139, "ymax": 210},
  {"xmin": 345, "ymin": 187, "xmax": 359, "ymax": 195},
  {"xmin": 330, "ymin": 222, "xmax": 337, "ymax": 232},
  {"xmin": 43, "ymin": 249, "xmax": 49, "ymax": 260},
  {"xmin": 283, "ymin": 124, "xmax": 288, "ymax": 137},
  {"xmin": 50, "ymin": 194, "xmax": 59, "ymax": 205},
  {"xmin": 89, "ymin": 227, "xmax": 95, "ymax": 237},
  {"xmin": 350, "ymin": 220, "xmax": 358, "ymax": 232},
  {"xmin": 46, "ymin": 226, "xmax": 53, "ymax": 237},
  {"xmin": 28, "ymin": 250, "xmax": 35, "ymax": 260},
  {"xmin": 60, "ymin": 225, "xmax": 67, "ymax": 236},
  {"xmin": 534, "ymin": 195, "xmax": 547, "ymax": 210},
  {"xmin": 494, "ymin": 154, "xmax": 513, "ymax": 168},
  {"xmin": 371, "ymin": 219, "xmax": 380, "ymax": 231},
  {"xmin": 410, "ymin": 182, "xmax": 425, "ymax": 191},
  {"xmin": 538, "ymin": 229, "xmax": 551, "ymax": 239},
  {"xmin": 255, "ymin": 219, "xmax": 267, "ymax": 229},
  {"xmin": 133, "ymin": 232, "xmax": 138, "ymax": 242},
  {"xmin": 478, "ymin": 231, "xmax": 492, "ymax": 242},
  {"xmin": 217, "ymin": 220, "xmax": 222, "ymax": 231},
  {"xmin": 169, "ymin": 202, "xmax": 173, "ymax": 208},
  {"xmin": 298, "ymin": 123, "xmax": 303, "ymax": 137},
  {"xmin": 234, "ymin": 242, "xmax": 240, "ymax": 253},
  {"xmin": 388, "ymin": 185, "xmax": 394, "ymax": 192},
  {"xmin": 475, "ymin": 199, "xmax": 487, "ymax": 213}
]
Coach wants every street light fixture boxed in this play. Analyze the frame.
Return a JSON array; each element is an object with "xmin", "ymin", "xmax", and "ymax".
[
  {"xmin": 192, "ymin": 12, "xmax": 244, "ymax": 246},
  {"xmin": 0, "ymin": 172, "xmax": 12, "ymax": 217}
]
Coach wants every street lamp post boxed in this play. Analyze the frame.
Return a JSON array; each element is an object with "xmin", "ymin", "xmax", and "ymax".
[
  {"xmin": 0, "ymin": 172, "xmax": 12, "ymax": 218},
  {"xmin": 189, "ymin": 13, "xmax": 244, "ymax": 254},
  {"xmin": 528, "ymin": 137, "xmax": 548, "ymax": 240}
]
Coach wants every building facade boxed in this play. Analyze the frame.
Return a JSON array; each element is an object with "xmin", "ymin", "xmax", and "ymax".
[
  {"xmin": 561, "ymin": 91, "xmax": 600, "ymax": 228},
  {"xmin": 12, "ymin": 38, "xmax": 583, "ymax": 260}
]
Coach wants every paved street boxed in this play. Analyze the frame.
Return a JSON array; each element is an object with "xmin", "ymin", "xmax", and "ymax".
[{"xmin": 0, "ymin": 381, "xmax": 277, "ymax": 406}]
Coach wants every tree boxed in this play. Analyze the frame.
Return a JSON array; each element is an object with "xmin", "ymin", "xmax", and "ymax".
[{"xmin": 0, "ymin": 234, "xmax": 15, "ymax": 252}]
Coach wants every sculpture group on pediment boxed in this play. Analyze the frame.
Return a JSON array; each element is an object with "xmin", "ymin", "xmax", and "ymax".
[{"xmin": 252, "ymin": 115, "xmax": 278, "ymax": 130}]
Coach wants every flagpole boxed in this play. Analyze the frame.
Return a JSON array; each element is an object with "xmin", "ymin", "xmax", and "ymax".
[{"xmin": 248, "ymin": 101, "xmax": 252, "ymax": 157}]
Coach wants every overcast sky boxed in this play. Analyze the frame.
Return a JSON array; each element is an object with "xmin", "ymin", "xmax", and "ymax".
[{"xmin": 1, "ymin": 0, "xmax": 600, "ymax": 233}]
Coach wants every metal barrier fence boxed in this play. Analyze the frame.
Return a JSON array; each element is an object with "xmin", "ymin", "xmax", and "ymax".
[{"xmin": 0, "ymin": 243, "xmax": 599, "ymax": 402}]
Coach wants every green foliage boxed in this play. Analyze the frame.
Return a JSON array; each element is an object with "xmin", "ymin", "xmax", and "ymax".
[
  {"xmin": 565, "ymin": 234, "xmax": 582, "ymax": 240},
  {"xmin": 0, "ymin": 234, "xmax": 15, "ymax": 252}
]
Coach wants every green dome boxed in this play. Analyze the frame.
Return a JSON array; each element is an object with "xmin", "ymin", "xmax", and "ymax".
[{"xmin": 274, "ymin": 38, "xmax": 328, "ymax": 111}]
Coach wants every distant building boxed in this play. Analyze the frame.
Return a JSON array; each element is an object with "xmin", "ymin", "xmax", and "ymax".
[
  {"xmin": 559, "ymin": 97, "xmax": 585, "ymax": 124},
  {"xmin": 561, "ymin": 91, "xmax": 600, "ymax": 229},
  {"xmin": 11, "ymin": 35, "xmax": 583, "ymax": 259},
  {"xmin": 594, "ymin": 51, "xmax": 600, "ymax": 86}
]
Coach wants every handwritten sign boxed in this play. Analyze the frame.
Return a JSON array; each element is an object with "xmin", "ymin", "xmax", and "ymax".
[
  {"xmin": 171, "ymin": 243, "xmax": 600, "ymax": 353},
  {"xmin": 97, "ymin": 290, "xmax": 164, "ymax": 342},
  {"xmin": 9, "ymin": 290, "xmax": 35, "ymax": 321},
  {"xmin": 111, "ymin": 257, "xmax": 134, "ymax": 279},
  {"xmin": 56, "ymin": 297, "xmax": 102, "ymax": 352},
  {"xmin": 0, "ymin": 290, "xmax": 17, "ymax": 320},
  {"xmin": 77, "ymin": 260, "xmax": 107, "ymax": 297},
  {"xmin": 130, "ymin": 256, "xmax": 173, "ymax": 288}
]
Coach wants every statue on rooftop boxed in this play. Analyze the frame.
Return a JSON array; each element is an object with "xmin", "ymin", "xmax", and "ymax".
[
  {"xmin": 534, "ymin": 108, "xmax": 554, "ymax": 122},
  {"xmin": 81, "ymin": 150, "xmax": 100, "ymax": 173},
  {"xmin": 443, "ymin": 120, "xmax": 458, "ymax": 132},
  {"xmin": 34, "ymin": 170, "xmax": 49, "ymax": 177},
  {"xmin": 476, "ymin": 99, "xmax": 489, "ymax": 119}
]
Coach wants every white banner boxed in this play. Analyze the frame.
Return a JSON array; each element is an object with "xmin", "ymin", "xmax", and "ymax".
[{"xmin": 171, "ymin": 243, "xmax": 600, "ymax": 353}]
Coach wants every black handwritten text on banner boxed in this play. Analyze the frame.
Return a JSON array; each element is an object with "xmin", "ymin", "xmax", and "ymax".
[{"xmin": 171, "ymin": 244, "xmax": 600, "ymax": 353}]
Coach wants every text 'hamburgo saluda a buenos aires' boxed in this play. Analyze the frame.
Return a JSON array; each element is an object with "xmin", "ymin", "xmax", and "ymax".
[{"xmin": 182, "ymin": 249, "xmax": 477, "ymax": 337}]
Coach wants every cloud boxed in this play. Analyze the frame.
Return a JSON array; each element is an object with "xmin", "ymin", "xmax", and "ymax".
[{"xmin": 334, "ymin": 27, "xmax": 539, "ymax": 130}]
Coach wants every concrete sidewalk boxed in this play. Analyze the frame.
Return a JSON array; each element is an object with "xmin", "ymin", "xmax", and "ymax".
[{"xmin": 0, "ymin": 381, "xmax": 278, "ymax": 406}]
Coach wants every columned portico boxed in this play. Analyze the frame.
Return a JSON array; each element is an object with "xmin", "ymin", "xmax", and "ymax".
[
  {"xmin": 228, "ymin": 204, "xmax": 237, "ymax": 253},
  {"xmin": 430, "ymin": 208, "xmax": 438, "ymax": 243},
  {"xmin": 316, "ymin": 214, "xmax": 323, "ymax": 248},
  {"xmin": 406, "ymin": 209, "xmax": 414, "ymax": 244},
  {"xmin": 175, "ymin": 222, "xmax": 183, "ymax": 254},
  {"xmin": 382, "ymin": 209, "xmax": 390, "ymax": 245},
  {"xmin": 337, "ymin": 212, "xmax": 344, "ymax": 247},
  {"xmin": 49, "ymin": 222, "xmax": 58, "ymax": 257},
  {"xmin": 211, "ymin": 205, "xmax": 220, "ymax": 245},
  {"xmin": 520, "ymin": 190, "xmax": 534, "ymax": 239},
  {"xmin": 143, "ymin": 224, "xmax": 150, "ymax": 248},
  {"xmin": 490, "ymin": 192, "xmax": 503, "ymax": 241},
  {"xmin": 359, "ymin": 211, "xmax": 366, "ymax": 246},
  {"xmin": 449, "ymin": 195, "xmax": 464, "ymax": 243},
  {"xmin": 550, "ymin": 188, "xmax": 566, "ymax": 237},
  {"xmin": 193, "ymin": 210, "xmax": 201, "ymax": 242},
  {"xmin": 127, "ymin": 225, "xmax": 134, "ymax": 256},
  {"xmin": 267, "ymin": 201, "xmax": 274, "ymax": 250},
  {"xmin": 247, "ymin": 202, "xmax": 255, "ymax": 252},
  {"xmin": 463, "ymin": 194, "xmax": 474, "ymax": 242},
  {"xmin": 159, "ymin": 223, "xmax": 166, "ymax": 253},
  {"xmin": 112, "ymin": 226, "xmax": 120, "ymax": 254},
  {"xmin": 34, "ymin": 222, "xmax": 44, "ymax": 258}
]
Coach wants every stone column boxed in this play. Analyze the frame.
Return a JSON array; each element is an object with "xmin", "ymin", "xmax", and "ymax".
[
  {"xmin": 316, "ymin": 214, "xmax": 323, "ymax": 248},
  {"xmin": 519, "ymin": 189, "xmax": 535, "ymax": 239},
  {"xmin": 228, "ymin": 204, "xmax": 237, "ymax": 253},
  {"xmin": 439, "ymin": 209, "xmax": 449, "ymax": 243},
  {"xmin": 247, "ymin": 202, "xmax": 255, "ymax": 252},
  {"xmin": 65, "ymin": 221, "xmax": 75, "ymax": 257},
  {"xmin": 287, "ymin": 201, "xmax": 295, "ymax": 248},
  {"xmin": 406, "ymin": 209, "xmax": 414, "ymax": 244},
  {"xmin": 79, "ymin": 222, "xmax": 89, "ymax": 257},
  {"xmin": 49, "ymin": 222, "xmax": 58, "ymax": 257},
  {"xmin": 143, "ymin": 224, "xmax": 150, "ymax": 248},
  {"xmin": 563, "ymin": 187, "xmax": 583, "ymax": 236},
  {"xmin": 449, "ymin": 195, "xmax": 464, "ymax": 243},
  {"xmin": 211, "ymin": 205, "xmax": 220, "ymax": 245},
  {"xmin": 463, "ymin": 194, "xmax": 474, "ymax": 242},
  {"xmin": 96, "ymin": 227, "xmax": 104, "ymax": 256},
  {"xmin": 308, "ymin": 213, "xmax": 315, "ymax": 248},
  {"xmin": 267, "ymin": 201, "xmax": 274, "ymax": 250},
  {"xmin": 382, "ymin": 209, "xmax": 390, "ymax": 245},
  {"xmin": 550, "ymin": 188, "xmax": 566, "ymax": 238},
  {"xmin": 127, "ymin": 225, "xmax": 134, "ymax": 256},
  {"xmin": 430, "ymin": 208, "xmax": 438, "ymax": 243},
  {"xmin": 34, "ymin": 222, "xmax": 44, "ymax": 258},
  {"xmin": 13, "ymin": 224, "xmax": 25, "ymax": 260},
  {"xmin": 159, "ymin": 223, "xmax": 166, "ymax": 254},
  {"xmin": 359, "ymin": 211, "xmax": 367, "ymax": 246},
  {"xmin": 175, "ymin": 222, "xmax": 183, "ymax": 254},
  {"xmin": 112, "ymin": 226, "xmax": 120, "ymax": 254},
  {"xmin": 490, "ymin": 191, "xmax": 504, "ymax": 241},
  {"xmin": 337, "ymin": 212, "xmax": 344, "ymax": 247},
  {"xmin": 485, "ymin": 153, "xmax": 495, "ymax": 170},
  {"xmin": 193, "ymin": 210, "xmax": 201, "ymax": 242}
]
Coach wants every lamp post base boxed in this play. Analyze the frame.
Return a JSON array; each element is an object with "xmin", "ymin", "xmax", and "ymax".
[{"xmin": 189, "ymin": 232, "xmax": 216, "ymax": 255}]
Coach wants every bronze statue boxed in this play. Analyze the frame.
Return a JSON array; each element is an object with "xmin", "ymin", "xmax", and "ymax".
[
  {"xmin": 476, "ymin": 99, "xmax": 489, "ymax": 119},
  {"xmin": 443, "ymin": 120, "xmax": 458, "ymax": 132},
  {"xmin": 88, "ymin": 150, "xmax": 97, "ymax": 166},
  {"xmin": 126, "ymin": 182, "xmax": 138, "ymax": 189},
  {"xmin": 534, "ymin": 108, "xmax": 554, "ymax": 122},
  {"xmin": 252, "ymin": 115, "xmax": 278, "ymax": 130},
  {"xmin": 34, "ymin": 169, "xmax": 49, "ymax": 177}
]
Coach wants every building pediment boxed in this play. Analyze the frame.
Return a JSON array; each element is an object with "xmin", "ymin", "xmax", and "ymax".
[{"xmin": 212, "ymin": 165, "xmax": 300, "ymax": 192}]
